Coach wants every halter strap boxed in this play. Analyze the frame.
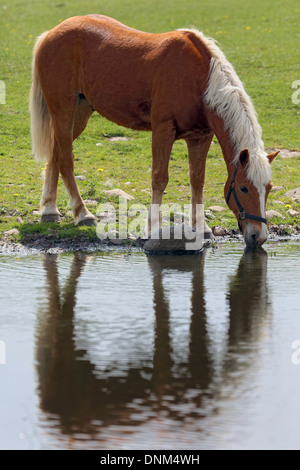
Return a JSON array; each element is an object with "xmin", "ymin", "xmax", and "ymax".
[{"xmin": 226, "ymin": 164, "xmax": 267, "ymax": 226}]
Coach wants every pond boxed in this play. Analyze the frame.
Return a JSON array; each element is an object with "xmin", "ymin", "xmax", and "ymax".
[{"xmin": 0, "ymin": 241, "xmax": 299, "ymax": 450}]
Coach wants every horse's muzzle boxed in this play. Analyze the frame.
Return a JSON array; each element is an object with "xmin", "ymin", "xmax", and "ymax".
[{"xmin": 244, "ymin": 225, "xmax": 267, "ymax": 248}]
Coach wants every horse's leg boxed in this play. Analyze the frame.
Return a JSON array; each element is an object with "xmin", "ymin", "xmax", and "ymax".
[
  {"xmin": 40, "ymin": 157, "xmax": 60, "ymax": 222},
  {"xmin": 73, "ymin": 96, "xmax": 93, "ymax": 141},
  {"xmin": 148, "ymin": 122, "xmax": 176, "ymax": 235},
  {"xmin": 40, "ymin": 97, "xmax": 93, "ymax": 223},
  {"xmin": 51, "ymin": 104, "xmax": 95, "ymax": 225},
  {"xmin": 186, "ymin": 135, "xmax": 214, "ymax": 238},
  {"xmin": 71, "ymin": 98, "xmax": 95, "ymax": 224}
]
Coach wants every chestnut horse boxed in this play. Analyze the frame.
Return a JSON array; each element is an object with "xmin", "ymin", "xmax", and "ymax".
[{"xmin": 30, "ymin": 15, "xmax": 278, "ymax": 247}]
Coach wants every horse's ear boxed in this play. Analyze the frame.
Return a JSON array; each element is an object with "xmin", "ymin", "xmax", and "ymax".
[
  {"xmin": 239, "ymin": 148, "xmax": 249, "ymax": 167},
  {"xmin": 267, "ymin": 150, "xmax": 279, "ymax": 164}
]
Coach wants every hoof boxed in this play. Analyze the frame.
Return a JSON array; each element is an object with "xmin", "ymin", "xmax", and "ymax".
[
  {"xmin": 78, "ymin": 217, "xmax": 97, "ymax": 227},
  {"xmin": 41, "ymin": 213, "xmax": 61, "ymax": 223}
]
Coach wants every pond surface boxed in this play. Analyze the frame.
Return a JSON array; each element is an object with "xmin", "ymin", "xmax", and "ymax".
[{"xmin": 0, "ymin": 242, "xmax": 299, "ymax": 450}]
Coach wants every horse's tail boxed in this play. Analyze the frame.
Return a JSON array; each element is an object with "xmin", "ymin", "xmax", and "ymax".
[{"xmin": 29, "ymin": 32, "xmax": 53, "ymax": 163}]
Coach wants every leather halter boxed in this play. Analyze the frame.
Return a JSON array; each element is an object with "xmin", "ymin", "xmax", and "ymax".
[{"xmin": 226, "ymin": 164, "xmax": 267, "ymax": 230}]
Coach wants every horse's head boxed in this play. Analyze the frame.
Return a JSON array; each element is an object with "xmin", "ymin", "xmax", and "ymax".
[{"xmin": 225, "ymin": 148, "xmax": 279, "ymax": 248}]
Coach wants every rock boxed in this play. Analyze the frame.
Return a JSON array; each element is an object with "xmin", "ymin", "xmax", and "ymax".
[
  {"xmin": 6, "ymin": 209, "xmax": 19, "ymax": 216},
  {"xmin": 103, "ymin": 178, "xmax": 114, "ymax": 187},
  {"xmin": 109, "ymin": 238, "xmax": 125, "ymax": 246},
  {"xmin": 273, "ymin": 200, "xmax": 285, "ymax": 205},
  {"xmin": 83, "ymin": 199, "xmax": 98, "ymax": 205},
  {"xmin": 108, "ymin": 136, "xmax": 129, "ymax": 142},
  {"xmin": 209, "ymin": 205, "xmax": 226, "ymax": 213},
  {"xmin": 278, "ymin": 149, "xmax": 300, "ymax": 159},
  {"xmin": 75, "ymin": 175, "xmax": 86, "ymax": 181},
  {"xmin": 32, "ymin": 210, "xmax": 40, "ymax": 216},
  {"xmin": 287, "ymin": 209, "xmax": 299, "ymax": 217},
  {"xmin": 97, "ymin": 211, "xmax": 116, "ymax": 219},
  {"xmin": 212, "ymin": 226, "xmax": 226, "ymax": 236},
  {"xmin": 105, "ymin": 189, "xmax": 134, "ymax": 200},
  {"xmin": 266, "ymin": 210, "xmax": 285, "ymax": 220},
  {"xmin": 125, "ymin": 181, "xmax": 132, "ymax": 185},
  {"xmin": 128, "ymin": 233, "xmax": 138, "ymax": 241},
  {"xmin": 284, "ymin": 188, "xmax": 300, "ymax": 201},
  {"xmin": 4, "ymin": 228, "xmax": 20, "ymax": 236},
  {"xmin": 100, "ymin": 216, "xmax": 117, "ymax": 224},
  {"xmin": 15, "ymin": 217, "xmax": 24, "ymax": 224},
  {"xmin": 269, "ymin": 225, "xmax": 279, "ymax": 233},
  {"xmin": 204, "ymin": 210, "xmax": 215, "ymax": 220},
  {"xmin": 143, "ymin": 225, "xmax": 203, "ymax": 253},
  {"xmin": 272, "ymin": 186, "xmax": 285, "ymax": 191}
]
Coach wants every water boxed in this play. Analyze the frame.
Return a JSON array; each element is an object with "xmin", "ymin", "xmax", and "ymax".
[{"xmin": 0, "ymin": 242, "xmax": 299, "ymax": 450}]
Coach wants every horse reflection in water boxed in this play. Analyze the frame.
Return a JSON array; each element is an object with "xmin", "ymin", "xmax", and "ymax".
[{"xmin": 36, "ymin": 248, "xmax": 270, "ymax": 445}]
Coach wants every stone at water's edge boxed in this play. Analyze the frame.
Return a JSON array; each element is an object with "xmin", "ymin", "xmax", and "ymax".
[
  {"xmin": 212, "ymin": 226, "xmax": 227, "ymax": 236},
  {"xmin": 143, "ymin": 225, "xmax": 203, "ymax": 254}
]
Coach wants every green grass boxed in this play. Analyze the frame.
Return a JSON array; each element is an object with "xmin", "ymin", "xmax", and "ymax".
[{"xmin": 0, "ymin": 0, "xmax": 299, "ymax": 242}]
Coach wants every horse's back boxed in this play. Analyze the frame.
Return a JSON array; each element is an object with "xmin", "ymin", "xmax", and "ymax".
[{"xmin": 34, "ymin": 16, "xmax": 210, "ymax": 132}]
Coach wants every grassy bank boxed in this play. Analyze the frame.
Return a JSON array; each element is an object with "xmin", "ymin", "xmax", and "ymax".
[{"xmin": 0, "ymin": 0, "xmax": 299, "ymax": 243}]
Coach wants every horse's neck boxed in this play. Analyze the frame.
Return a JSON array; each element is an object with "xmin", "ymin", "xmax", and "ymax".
[{"xmin": 208, "ymin": 111, "xmax": 237, "ymax": 173}]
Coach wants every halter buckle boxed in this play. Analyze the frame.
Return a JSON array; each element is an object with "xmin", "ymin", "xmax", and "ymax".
[{"xmin": 239, "ymin": 210, "xmax": 246, "ymax": 220}]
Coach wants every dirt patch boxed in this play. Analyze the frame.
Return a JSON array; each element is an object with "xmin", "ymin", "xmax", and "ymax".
[{"xmin": 268, "ymin": 148, "xmax": 300, "ymax": 159}]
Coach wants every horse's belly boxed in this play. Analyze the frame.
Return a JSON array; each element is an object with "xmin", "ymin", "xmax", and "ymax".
[{"xmin": 93, "ymin": 97, "xmax": 152, "ymax": 131}]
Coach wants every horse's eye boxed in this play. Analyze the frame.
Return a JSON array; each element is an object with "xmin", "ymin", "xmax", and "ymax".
[{"xmin": 240, "ymin": 186, "xmax": 248, "ymax": 194}]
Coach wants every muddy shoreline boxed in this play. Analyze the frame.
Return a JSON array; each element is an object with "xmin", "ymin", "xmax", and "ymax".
[{"xmin": 1, "ymin": 225, "xmax": 300, "ymax": 255}]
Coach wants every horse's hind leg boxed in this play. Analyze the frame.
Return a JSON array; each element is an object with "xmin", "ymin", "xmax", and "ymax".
[
  {"xmin": 71, "ymin": 97, "xmax": 95, "ymax": 224},
  {"xmin": 73, "ymin": 95, "xmax": 93, "ymax": 141},
  {"xmin": 186, "ymin": 135, "xmax": 214, "ymax": 238},
  {"xmin": 40, "ymin": 158, "xmax": 60, "ymax": 222},
  {"xmin": 51, "ymin": 102, "xmax": 95, "ymax": 225},
  {"xmin": 40, "ymin": 97, "xmax": 94, "ymax": 224}
]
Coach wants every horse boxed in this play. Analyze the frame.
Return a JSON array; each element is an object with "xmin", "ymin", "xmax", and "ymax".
[{"xmin": 29, "ymin": 15, "xmax": 279, "ymax": 248}]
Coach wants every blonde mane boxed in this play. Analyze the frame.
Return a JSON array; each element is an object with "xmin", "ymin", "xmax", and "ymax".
[{"xmin": 181, "ymin": 28, "xmax": 271, "ymax": 186}]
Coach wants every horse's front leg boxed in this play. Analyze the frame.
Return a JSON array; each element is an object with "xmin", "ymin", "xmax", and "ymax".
[
  {"xmin": 147, "ymin": 122, "xmax": 175, "ymax": 236},
  {"xmin": 186, "ymin": 135, "xmax": 214, "ymax": 238}
]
